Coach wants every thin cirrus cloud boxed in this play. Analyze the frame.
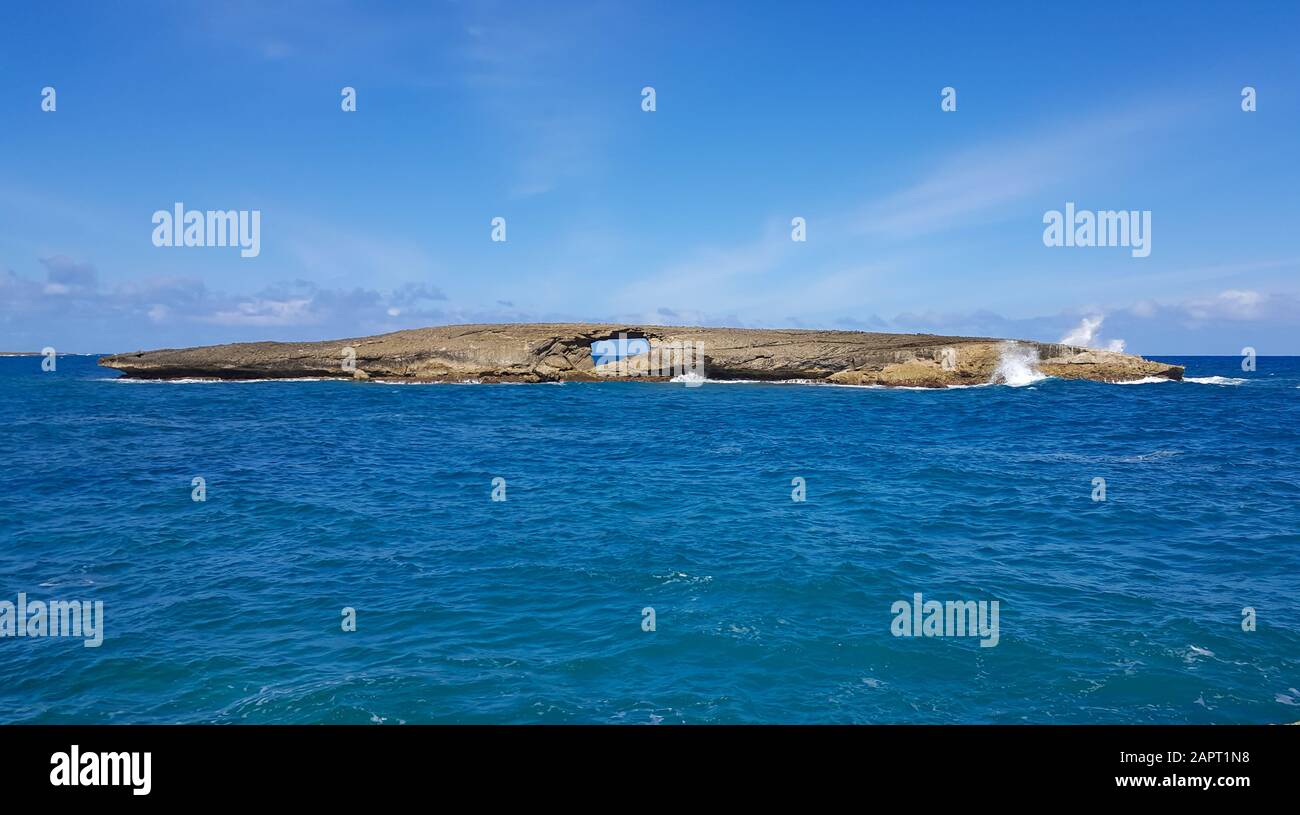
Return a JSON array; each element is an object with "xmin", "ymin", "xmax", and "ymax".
[
  {"xmin": 452, "ymin": 5, "xmax": 620, "ymax": 199},
  {"xmin": 852, "ymin": 101, "xmax": 1190, "ymax": 239},
  {"xmin": 610, "ymin": 99, "xmax": 1190, "ymax": 327},
  {"xmin": 279, "ymin": 217, "xmax": 446, "ymax": 291},
  {"xmin": 828, "ymin": 291, "xmax": 1300, "ymax": 357},
  {"xmin": 605, "ymin": 88, "xmax": 1300, "ymax": 355},
  {"xmin": 190, "ymin": 0, "xmax": 610, "ymax": 200}
]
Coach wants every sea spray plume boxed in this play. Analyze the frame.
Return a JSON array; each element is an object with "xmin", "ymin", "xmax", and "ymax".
[
  {"xmin": 991, "ymin": 342, "xmax": 1046, "ymax": 386},
  {"xmin": 1061, "ymin": 315, "xmax": 1104, "ymax": 346},
  {"xmin": 1060, "ymin": 314, "xmax": 1126, "ymax": 353}
]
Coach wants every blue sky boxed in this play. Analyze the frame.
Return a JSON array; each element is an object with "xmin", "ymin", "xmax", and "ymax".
[{"xmin": 1, "ymin": 0, "xmax": 1297, "ymax": 354}]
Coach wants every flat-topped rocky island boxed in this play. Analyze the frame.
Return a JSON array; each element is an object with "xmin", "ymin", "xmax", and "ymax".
[{"xmin": 98, "ymin": 323, "xmax": 1184, "ymax": 387}]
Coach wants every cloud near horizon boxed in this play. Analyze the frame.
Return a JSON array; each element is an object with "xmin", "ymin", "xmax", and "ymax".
[
  {"xmin": 1, "ymin": 257, "xmax": 448, "ymax": 351},
  {"xmin": 4, "ymin": 254, "xmax": 1298, "ymax": 356}
]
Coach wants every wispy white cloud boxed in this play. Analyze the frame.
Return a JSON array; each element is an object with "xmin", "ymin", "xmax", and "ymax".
[
  {"xmin": 1124, "ymin": 288, "xmax": 1298, "ymax": 325},
  {"xmin": 853, "ymin": 103, "xmax": 1187, "ymax": 238},
  {"xmin": 279, "ymin": 217, "xmax": 444, "ymax": 289},
  {"xmin": 1188, "ymin": 289, "xmax": 1264, "ymax": 320},
  {"xmin": 450, "ymin": 4, "xmax": 620, "ymax": 198},
  {"xmin": 614, "ymin": 97, "xmax": 1199, "ymax": 328}
]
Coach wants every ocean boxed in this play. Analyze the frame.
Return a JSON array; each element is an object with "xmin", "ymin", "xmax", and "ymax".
[{"xmin": 1, "ymin": 354, "xmax": 1297, "ymax": 723}]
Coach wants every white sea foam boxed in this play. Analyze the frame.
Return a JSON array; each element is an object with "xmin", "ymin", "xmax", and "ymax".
[
  {"xmin": 374, "ymin": 378, "xmax": 570, "ymax": 385},
  {"xmin": 108, "ymin": 377, "xmax": 341, "ymax": 384},
  {"xmin": 990, "ymin": 342, "xmax": 1046, "ymax": 387},
  {"xmin": 1112, "ymin": 376, "xmax": 1174, "ymax": 385},
  {"xmin": 1120, "ymin": 449, "xmax": 1181, "ymax": 462},
  {"xmin": 99, "ymin": 370, "xmax": 1251, "ymax": 390},
  {"xmin": 665, "ymin": 377, "xmax": 996, "ymax": 391},
  {"xmin": 1113, "ymin": 374, "xmax": 1247, "ymax": 386},
  {"xmin": 1184, "ymin": 376, "xmax": 1247, "ymax": 385}
]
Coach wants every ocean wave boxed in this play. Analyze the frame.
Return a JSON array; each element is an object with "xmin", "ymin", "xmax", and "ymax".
[
  {"xmin": 1112, "ymin": 376, "xmax": 1175, "ymax": 385},
  {"xmin": 107, "ymin": 377, "xmax": 343, "ymax": 384},
  {"xmin": 1119, "ymin": 449, "xmax": 1181, "ymax": 462},
  {"xmin": 8, "ymin": 353, "xmax": 1300, "ymax": 724},
  {"xmin": 668, "ymin": 375, "xmax": 840, "ymax": 386},
  {"xmin": 668, "ymin": 377, "xmax": 1005, "ymax": 390},
  {"xmin": 1114, "ymin": 375, "xmax": 1247, "ymax": 386},
  {"xmin": 1184, "ymin": 376, "xmax": 1248, "ymax": 385},
  {"xmin": 656, "ymin": 571, "xmax": 713, "ymax": 586},
  {"xmin": 372, "ymin": 379, "xmax": 480, "ymax": 385},
  {"xmin": 90, "ymin": 371, "xmax": 1256, "ymax": 389}
]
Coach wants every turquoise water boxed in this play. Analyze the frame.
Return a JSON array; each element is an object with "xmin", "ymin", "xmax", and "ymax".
[{"xmin": 1, "ymin": 354, "xmax": 1298, "ymax": 723}]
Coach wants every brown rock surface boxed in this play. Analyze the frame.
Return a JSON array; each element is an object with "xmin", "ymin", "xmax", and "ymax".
[{"xmin": 97, "ymin": 323, "xmax": 1184, "ymax": 386}]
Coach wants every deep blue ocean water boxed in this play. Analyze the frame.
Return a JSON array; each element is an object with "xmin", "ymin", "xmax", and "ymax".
[{"xmin": 1, "ymin": 354, "xmax": 1297, "ymax": 724}]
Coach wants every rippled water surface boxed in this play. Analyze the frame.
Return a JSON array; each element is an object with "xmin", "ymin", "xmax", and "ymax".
[{"xmin": 1, "ymin": 355, "xmax": 1297, "ymax": 723}]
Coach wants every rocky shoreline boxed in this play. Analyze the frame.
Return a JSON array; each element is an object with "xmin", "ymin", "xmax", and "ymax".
[{"xmin": 97, "ymin": 323, "xmax": 1184, "ymax": 387}]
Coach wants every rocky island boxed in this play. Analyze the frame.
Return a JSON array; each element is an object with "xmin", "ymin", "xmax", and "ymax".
[{"xmin": 98, "ymin": 323, "xmax": 1184, "ymax": 387}]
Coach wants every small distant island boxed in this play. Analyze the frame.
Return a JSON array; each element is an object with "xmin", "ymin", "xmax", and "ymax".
[{"xmin": 97, "ymin": 323, "xmax": 1184, "ymax": 387}]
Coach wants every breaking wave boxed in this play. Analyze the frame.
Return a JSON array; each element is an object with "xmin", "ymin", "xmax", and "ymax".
[
  {"xmin": 108, "ymin": 377, "xmax": 342, "ymax": 384},
  {"xmin": 1184, "ymin": 376, "xmax": 1247, "ymax": 386},
  {"xmin": 1114, "ymin": 375, "xmax": 1247, "ymax": 386},
  {"xmin": 991, "ymin": 343, "xmax": 1047, "ymax": 387},
  {"xmin": 1112, "ymin": 376, "xmax": 1175, "ymax": 385}
]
